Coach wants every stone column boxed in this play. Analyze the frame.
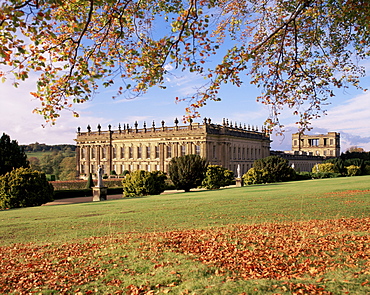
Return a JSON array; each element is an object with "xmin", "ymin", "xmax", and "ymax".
[
  {"xmin": 159, "ymin": 143, "xmax": 165, "ymax": 171},
  {"xmin": 75, "ymin": 145, "xmax": 80, "ymax": 179},
  {"xmin": 86, "ymin": 145, "xmax": 91, "ymax": 175}
]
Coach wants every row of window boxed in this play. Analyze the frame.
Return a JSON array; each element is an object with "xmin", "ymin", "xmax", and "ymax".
[
  {"xmin": 293, "ymin": 138, "xmax": 336, "ymax": 147},
  {"xmin": 210, "ymin": 145, "xmax": 262, "ymax": 160},
  {"xmin": 81, "ymin": 144, "xmax": 201, "ymax": 160}
]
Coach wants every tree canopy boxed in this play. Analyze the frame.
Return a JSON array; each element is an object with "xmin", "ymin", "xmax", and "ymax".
[
  {"xmin": 0, "ymin": 133, "xmax": 29, "ymax": 175},
  {"xmin": 1, "ymin": 0, "xmax": 369, "ymax": 129}
]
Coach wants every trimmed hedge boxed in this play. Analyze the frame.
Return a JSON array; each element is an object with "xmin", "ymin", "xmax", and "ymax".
[{"xmin": 51, "ymin": 179, "xmax": 123, "ymax": 190}]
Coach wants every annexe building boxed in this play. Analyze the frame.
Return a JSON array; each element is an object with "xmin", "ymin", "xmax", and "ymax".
[
  {"xmin": 292, "ymin": 132, "xmax": 340, "ymax": 158},
  {"xmin": 75, "ymin": 118, "xmax": 271, "ymax": 179}
]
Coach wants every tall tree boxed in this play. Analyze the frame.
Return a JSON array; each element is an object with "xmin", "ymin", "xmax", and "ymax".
[
  {"xmin": 0, "ymin": 133, "xmax": 29, "ymax": 175},
  {"xmin": 168, "ymin": 154, "xmax": 207, "ymax": 192},
  {"xmin": 1, "ymin": 0, "xmax": 369, "ymax": 130}
]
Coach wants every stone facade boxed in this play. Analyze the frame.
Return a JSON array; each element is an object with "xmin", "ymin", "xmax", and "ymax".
[
  {"xmin": 292, "ymin": 132, "xmax": 340, "ymax": 158},
  {"xmin": 271, "ymin": 151, "xmax": 323, "ymax": 172},
  {"xmin": 75, "ymin": 118, "xmax": 271, "ymax": 179}
]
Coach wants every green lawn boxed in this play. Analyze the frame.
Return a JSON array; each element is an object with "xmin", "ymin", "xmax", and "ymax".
[{"xmin": 1, "ymin": 176, "xmax": 369, "ymax": 294}]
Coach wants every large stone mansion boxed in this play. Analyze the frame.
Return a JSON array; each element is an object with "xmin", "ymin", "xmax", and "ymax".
[
  {"xmin": 75, "ymin": 118, "xmax": 271, "ymax": 178},
  {"xmin": 75, "ymin": 118, "xmax": 340, "ymax": 178}
]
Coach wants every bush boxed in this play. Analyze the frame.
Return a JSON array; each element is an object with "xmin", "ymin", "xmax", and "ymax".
[
  {"xmin": 202, "ymin": 165, "xmax": 234, "ymax": 189},
  {"xmin": 168, "ymin": 154, "xmax": 207, "ymax": 192},
  {"xmin": 120, "ymin": 170, "xmax": 129, "ymax": 176},
  {"xmin": 122, "ymin": 170, "xmax": 167, "ymax": 197},
  {"xmin": 364, "ymin": 165, "xmax": 370, "ymax": 175},
  {"xmin": 0, "ymin": 167, "xmax": 54, "ymax": 209},
  {"xmin": 252, "ymin": 156, "xmax": 296, "ymax": 183},
  {"xmin": 242, "ymin": 168, "xmax": 267, "ymax": 185},
  {"xmin": 312, "ymin": 163, "xmax": 337, "ymax": 173},
  {"xmin": 324, "ymin": 158, "xmax": 345, "ymax": 174},
  {"xmin": 346, "ymin": 165, "xmax": 361, "ymax": 176},
  {"xmin": 296, "ymin": 171, "xmax": 313, "ymax": 180}
]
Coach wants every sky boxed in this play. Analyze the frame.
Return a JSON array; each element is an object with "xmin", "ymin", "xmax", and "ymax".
[
  {"xmin": 1, "ymin": 63, "xmax": 369, "ymax": 153},
  {"xmin": 1, "ymin": 34, "xmax": 370, "ymax": 153}
]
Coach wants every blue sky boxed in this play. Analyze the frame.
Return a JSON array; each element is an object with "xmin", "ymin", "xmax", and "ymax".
[{"xmin": 1, "ymin": 58, "xmax": 370, "ymax": 153}]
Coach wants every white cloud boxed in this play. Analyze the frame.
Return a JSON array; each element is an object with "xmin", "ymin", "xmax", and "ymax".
[{"xmin": 0, "ymin": 78, "xmax": 105, "ymax": 144}]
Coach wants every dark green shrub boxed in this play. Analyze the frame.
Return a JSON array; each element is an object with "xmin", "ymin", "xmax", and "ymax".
[
  {"xmin": 120, "ymin": 170, "xmax": 129, "ymax": 176},
  {"xmin": 202, "ymin": 165, "xmax": 234, "ymax": 189},
  {"xmin": 110, "ymin": 170, "xmax": 117, "ymax": 176},
  {"xmin": 86, "ymin": 173, "xmax": 94, "ymax": 189},
  {"xmin": 168, "ymin": 154, "xmax": 207, "ymax": 192},
  {"xmin": 296, "ymin": 171, "xmax": 313, "ymax": 180},
  {"xmin": 364, "ymin": 165, "xmax": 370, "ymax": 175},
  {"xmin": 253, "ymin": 156, "xmax": 296, "ymax": 183},
  {"xmin": 324, "ymin": 158, "xmax": 345, "ymax": 174},
  {"xmin": 0, "ymin": 133, "xmax": 29, "ymax": 176},
  {"xmin": 122, "ymin": 170, "xmax": 166, "ymax": 197},
  {"xmin": 0, "ymin": 167, "xmax": 54, "ymax": 209}
]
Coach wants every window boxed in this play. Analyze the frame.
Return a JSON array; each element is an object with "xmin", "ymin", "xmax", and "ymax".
[
  {"xmin": 102, "ymin": 147, "xmax": 106, "ymax": 159},
  {"xmin": 121, "ymin": 164, "xmax": 125, "ymax": 173},
  {"xmin": 181, "ymin": 145, "xmax": 186, "ymax": 156},
  {"xmin": 309, "ymin": 139, "xmax": 319, "ymax": 146},
  {"xmin": 167, "ymin": 145, "xmax": 172, "ymax": 158},
  {"xmin": 120, "ymin": 147, "xmax": 124, "ymax": 159},
  {"xmin": 146, "ymin": 146, "xmax": 151, "ymax": 159},
  {"xmin": 147, "ymin": 164, "xmax": 151, "ymax": 172},
  {"xmin": 91, "ymin": 147, "xmax": 96, "ymax": 159},
  {"xmin": 238, "ymin": 147, "xmax": 241, "ymax": 159},
  {"xmin": 330, "ymin": 139, "xmax": 334, "ymax": 145},
  {"xmin": 213, "ymin": 145, "xmax": 216, "ymax": 159},
  {"xmin": 91, "ymin": 164, "xmax": 94, "ymax": 174},
  {"xmin": 155, "ymin": 146, "xmax": 159, "ymax": 158},
  {"xmin": 294, "ymin": 140, "xmax": 297, "ymax": 146},
  {"xmin": 129, "ymin": 147, "xmax": 133, "ymax": 159},
  {"xmin": 81, "ymin": 148, "xmax": 86, "ymax": 159},
  {"xmin": 81, "ymin": 164, "xmax": 85, "ymax": 174},
  {"xmin": 137, "ymin": 146, "xmax": 142, "ymax": 158},
  {"xmin": 156, "ymin": 164, "xmax": 160, "ymax": 171},
  {"xmin": 233, "ymin": 147, "xmax": 236, "ymax": 159},
  {"xmin": 113, "ymin": 147, "xmax": 117, "ymax": 159},
  {"xmin": 195, "ymin": 145, "xmax": 201, "ymax": 155}
]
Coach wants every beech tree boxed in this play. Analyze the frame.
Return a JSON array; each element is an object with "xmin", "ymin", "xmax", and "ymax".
[{"xmin": 1, "ymin": 0, "xmax": 369, "ymax": 129}]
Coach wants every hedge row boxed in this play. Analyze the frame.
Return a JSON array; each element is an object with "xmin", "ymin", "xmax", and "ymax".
[{"xmin": 50, "ymin": 179, "xmax": 123, "ymax": 190}]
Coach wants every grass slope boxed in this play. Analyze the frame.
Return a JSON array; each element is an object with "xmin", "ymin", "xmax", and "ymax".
[{"xmin": 0, "ymin": 176, "xmax": 369, "ymax": 294}]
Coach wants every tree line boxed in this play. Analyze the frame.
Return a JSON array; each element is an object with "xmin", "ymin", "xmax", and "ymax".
[{"xmin": 21, "ymin": 143, "xmax": 76, "ymax": 153}]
